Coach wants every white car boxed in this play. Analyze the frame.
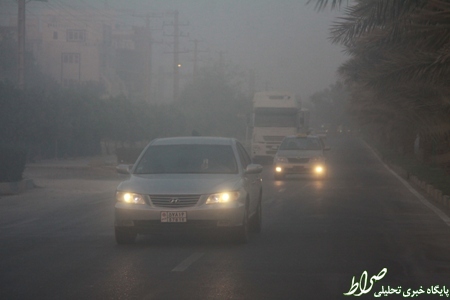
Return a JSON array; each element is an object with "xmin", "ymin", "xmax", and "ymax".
[
  {"xmin": 273, "ymin": 134, "xmax": 330, "ymax": 180},
  {"xmin": 114, "ymin": 137, "xmax": 263, "ymax": 244}
]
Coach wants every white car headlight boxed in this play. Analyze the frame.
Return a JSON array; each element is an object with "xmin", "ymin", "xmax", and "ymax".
[
  {"xmin": 116, "ymin": 191, "xmax": 146, "ymax": 205},
  {"xmin": 314, "ymin": 165, "xmax": 324, "ymax": 174},
  {"xmin": 205, "ymin": 192, "xmax": 240, "ymax": 204},
  {"xmin": 274, "ymin": 156, "xmax": 288, "ymax": 163}
]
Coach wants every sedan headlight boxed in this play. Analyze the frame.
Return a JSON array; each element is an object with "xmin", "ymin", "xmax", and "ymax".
[
  {"xmin": 205, "ymin": 192, "xmax": 240, "ymax": 204},
  {"xmin": 274, "ymin": 156, "xmax": 288, "ymax": 163},
  {"xmin": 116, "ymin": 191, "xmax": 146, "ymax": 205},
  {"xmin": 314, "ymin": 165, "xmax": 325, "ymax": 174}
]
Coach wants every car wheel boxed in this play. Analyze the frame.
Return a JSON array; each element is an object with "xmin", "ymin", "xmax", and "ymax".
[
  {"xmin": 251, "ymin": 198, "xmax": 262, "ymax": 234},
  {"xmin": 234, "ymin": 205, "xmax": 249, "ymax": 244},
  {"xmin": 115, "ymin": 227, "xmax": 137, "ymax": 245}
]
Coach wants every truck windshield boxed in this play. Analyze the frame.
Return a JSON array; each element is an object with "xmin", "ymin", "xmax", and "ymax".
[
  {"xmin": 254, "ymin": 113, "xmax": 297, "ymax": 127},
  {"xmin": 253, "ymin": 108, "xmax": 299, "ymax": 127}
]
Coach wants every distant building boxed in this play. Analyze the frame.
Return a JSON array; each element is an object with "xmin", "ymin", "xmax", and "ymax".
[
  {"xmin": 36, "ymin": 9, "xmax": 112, "ymax": 89},
  {"xmin": 1, "ymin": 7, "xmax": 154, "ymax": 100}
]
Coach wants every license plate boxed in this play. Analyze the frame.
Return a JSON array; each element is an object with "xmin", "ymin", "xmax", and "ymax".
[{"xmin": 161, "ymin": 211, "xmax": 187, "ymax": 223}]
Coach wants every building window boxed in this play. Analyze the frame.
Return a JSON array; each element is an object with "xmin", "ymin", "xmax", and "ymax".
[
  {"xmin": 62, "ymin": 53, "xmax": 80, "ymax": 64},
  {"xmin": 53, "ymin": 31, "xmax": 58, "ymax": 39},
  {"xmin": 66, "ymin": 29, "xmax": 86, "ymax": 42}
]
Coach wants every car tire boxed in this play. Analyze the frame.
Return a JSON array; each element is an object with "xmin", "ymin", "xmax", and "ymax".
[
  {"xmin": 115, "ymin": 227, "xmax": 137, "ymax": 245},
  {"xmin": 233, "ymin": 205, "xmax": 249, "ymax": 244},
  {"xmin": 251, "ymin": 197, "xmax": 262, "ymax": 234}
]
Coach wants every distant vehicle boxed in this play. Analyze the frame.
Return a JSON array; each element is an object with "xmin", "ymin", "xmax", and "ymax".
[
  {"xmin": 273, "ymin": 134, "xmax": 330, "ymax": 180},
  {"xmin": 114, "ymin": 136, "xmax": 263, "ymax": 244},
  {"xmin": 250, "ymin": 91, "xmax": 309, "ymax": 162}
]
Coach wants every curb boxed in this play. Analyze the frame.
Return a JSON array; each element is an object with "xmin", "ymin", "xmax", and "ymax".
[
  {"xmin": 391, "ymin": 166, "xmax": 450, "ymax": 211},
  {"xmin": 0, "ymin": 179, "xmax": 35, "ymax": 195},
  {"xmin": 364, "ymin": 139, "xmax": 450, "ymax": 211}
]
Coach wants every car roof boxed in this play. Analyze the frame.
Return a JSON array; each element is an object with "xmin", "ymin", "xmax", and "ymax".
[{"xmin": 150, "ymin": 136, "xmax": 235, "ymax": 146}]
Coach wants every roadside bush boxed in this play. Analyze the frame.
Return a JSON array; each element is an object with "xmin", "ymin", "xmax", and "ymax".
[{"xmin": 0, "ymin": 145, "xmax": 27, "ymax": 182}]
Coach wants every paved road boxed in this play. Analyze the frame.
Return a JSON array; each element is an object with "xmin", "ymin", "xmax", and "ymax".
[{"xmin": 1, "ymin": 136, "xmax": 449, "ymax": 299}]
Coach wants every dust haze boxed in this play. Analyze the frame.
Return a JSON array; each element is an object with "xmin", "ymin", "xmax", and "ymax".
[{"xmin": 1, "ymin": 0, "xmax": 346, "ymax": 100}]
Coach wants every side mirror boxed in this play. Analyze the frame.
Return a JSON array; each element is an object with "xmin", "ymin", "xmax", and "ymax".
[
  {"xmin": 324, "ymin": 146, "xmax": 331, "ymax": 151},
  {"xmin": 116, "ymin": 164, "xmax": 133, "ymax": 174},
  {"xmin": 245, "ymin": 164, "xmax": 263, "ymax": 174}
]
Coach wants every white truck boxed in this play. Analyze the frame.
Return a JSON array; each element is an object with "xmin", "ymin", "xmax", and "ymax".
[{"xmin": 250, "ymin": 91, "xmax": 309, "ymax": 162}]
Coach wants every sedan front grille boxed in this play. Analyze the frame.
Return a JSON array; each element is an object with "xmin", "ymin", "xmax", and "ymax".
[
  {"xmin": 150, "ymin": 195, "xmax": 201, "ymax": 208},
  {"xmin": 288, "ymin": 157, "xmax": 310, "ymax": 163}
]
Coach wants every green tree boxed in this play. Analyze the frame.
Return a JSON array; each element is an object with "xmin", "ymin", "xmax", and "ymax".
[
  {"xmin": 311, "ymin": 0, "xmax": 450, "ymax": 157},
  {"xmin": 310, "ymin": 81, "xmax": 349, "ymax": 131}
]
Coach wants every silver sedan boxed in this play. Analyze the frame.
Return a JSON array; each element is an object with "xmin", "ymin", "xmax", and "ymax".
[{"xmin": 114, "ymin": 137, "xmax": 263, "ymax": 244}]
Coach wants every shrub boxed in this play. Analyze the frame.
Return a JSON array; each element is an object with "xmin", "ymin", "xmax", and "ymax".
[{"xmin": 0, "ymin": 145, "xmax": 27, "ymax": 182}]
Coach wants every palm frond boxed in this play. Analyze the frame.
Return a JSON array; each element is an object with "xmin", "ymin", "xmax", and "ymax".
[{"xmin": 307, "ymin": 0, "xmax": 346, "ymax": 11}]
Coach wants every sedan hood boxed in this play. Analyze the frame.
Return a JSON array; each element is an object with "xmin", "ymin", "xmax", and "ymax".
[{"xmin": 117, "ymin": 173, "xmax": 243, "ymax": 195}]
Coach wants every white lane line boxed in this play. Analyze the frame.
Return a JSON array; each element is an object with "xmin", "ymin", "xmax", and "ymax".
[
  {"xmin": 1, "ymin": 218, "xmax": 40, "ymax": 229},
  {"xmin": 363, "ymin": 141, "xmax": 450, "ymax": 227},
  {"xmin": 171, "ymin": 252, "xmax": 204, "ymax": 272}
]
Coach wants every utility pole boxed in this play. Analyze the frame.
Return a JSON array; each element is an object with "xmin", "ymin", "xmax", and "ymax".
[
  {"xmin": 248, "ymin": 69, "xmax": 256, "ymax": 97},
  {"xmin": 17, "ymin": 0, "xmax": 47, "ymax": 89},
  {"xmin": 115, "ymin": 9, "xmax": 162, "ymax": 101},
  {"xmin": 217, "ymin": 50, "xmax": 226, "ymax": 76},
  {"xmin": 131, "ymin": 12, "xmax": 162, "ymax": 102},
  {"xmin": 17, "ymin": 0, "xmax": 25, "ymax": 89},
  {"xmin": 190, "ymin": 39, "xmax": 208, "ymax": 82},
  {"xmin": 164, "ymin": 10, "xmax": 188, "ymax": 101}
]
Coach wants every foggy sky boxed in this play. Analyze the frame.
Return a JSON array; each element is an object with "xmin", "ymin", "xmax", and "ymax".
[
  {"xmin": 121, "ymin": 0, "xmax": 347, "ymax": 100},
  {"xmin": 4, "ymin": 0, "xmax": 347, "ymax": 101}
]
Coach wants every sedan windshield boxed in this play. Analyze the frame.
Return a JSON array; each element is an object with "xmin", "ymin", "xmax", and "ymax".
[
  {"xmin": 279, "ymin": 137, "xmax": 322, "ymax": 151},
  {"xmin": 134, "ymin": 144, "xmax": 238, "ymax": 174}
]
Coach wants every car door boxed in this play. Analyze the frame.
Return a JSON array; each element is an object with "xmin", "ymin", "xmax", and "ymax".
[{"xmin": 236, "ymin": 142, "xmax": 260, "ymax": 215}]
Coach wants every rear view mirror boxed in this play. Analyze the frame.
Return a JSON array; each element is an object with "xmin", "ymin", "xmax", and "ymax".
[
  {"xmin": 116, "ymin": 164, "xmax": 133, "ymax": 174},
  {"xmin": 245, "ymin": 164, "xmax": 263, "ymax": 174}
]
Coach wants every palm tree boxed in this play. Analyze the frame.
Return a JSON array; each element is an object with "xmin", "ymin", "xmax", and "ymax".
[{"xmin": 310, "ymin": 0, "xmax": 450, "ymax": 157}]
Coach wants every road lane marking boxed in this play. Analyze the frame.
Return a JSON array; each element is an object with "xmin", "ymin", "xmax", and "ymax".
[
  {"xmin": 363, "ymin": 141, "xmax": 450, "ymax": 227},
  {"xmin": 1, "ymin": 218, "xmax": 40, "ymax": 229},
  {"xmin": 172, "ymin": 252, "xmax": 204, "ymax": 272}
]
